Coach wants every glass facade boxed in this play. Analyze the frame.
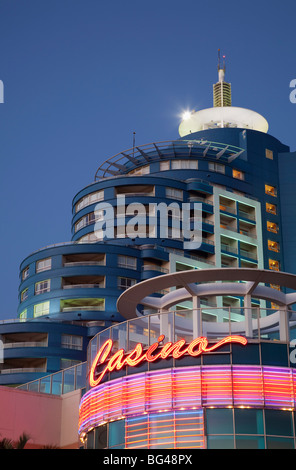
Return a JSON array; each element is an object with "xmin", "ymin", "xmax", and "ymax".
[{"xmin": 83, "ymin": 408, "xmax": 296, "ymax": 449}]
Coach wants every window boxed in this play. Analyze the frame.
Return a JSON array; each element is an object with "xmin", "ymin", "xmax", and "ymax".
[
  {"xmin": 118, "ymin": 277, "xmax": 137, "ymax": 290},
  {"xmin": 19, "ymin": 309, "xmax": 27, "ymax": 321},
  {"xmin": 160, "ymin": 161, "xmax": 170, "ymax": 171},
  {"xmin": 75, "ymin": 190, "xmax": 104, "ymax": 213},
  {"xmin": 61, "ymin": 334, "xmax": 83, "ymax": 350},
  {"xmin": 34, "ymin": 301, "xmax": 50, "ymax": 317},
  {"xmin": 78, "ymin": 233, "xmax": 98, "ymax": 243},
  {"xmin": 128, "ymin": 165, "xmax": 150, "ymax": 176},
  {"xmin": 265, "ymin": 149, "xmax": 274, "ymax": 160},
  {"xmin": 60, "ymin": 358, "xmax": 80, "ymax": 370},
  {"xmin": 266, "ymin": 202, "xmax": 277, "ymax": 215},
  {"xmin": 166, "ymin": 187, "xmax": 183, "ymax": 201},
  {"xmin": 268, "ymin": 240, "xmax": 280, "ymax": 252},
  {"xmin": 21, "ymin": 288, "xmax": 28, "ymax": 302},
  {"xmin": 265, "ymin": 410, "xmax": 293, "ymax": 437},
  {"xmin": 171, "ymin": 160, "xmax": 198, "ymax": 170},
  {"xmin": 75, "ymin": 212, "xmax": 96, "ymax": 232},
  {"xmin": 35, "ymin": 279, "xmax": 51, "ymax": 295},
  {"xmin": 208, "ymin": 162, "xmax": 225, "ymax": 173},
  {"xmin": 206, "ymin": 408, "xmax": 233, "ymax": 434},
  {"xmin": 265, "ymin": 184, "xmax": 277, "ymax": 197},
  {"xmin": 270, "ymin": 284, "xmax": 281, "ymax": 290},
  {"xmin": 22, "ymin": 266, "xmax": 29, "ymax": 280},
  {"xmin": 269, "ymin": 259, "xmax": 280, "ymax": 271},
  {"xmin": 118, "ymin": 255, "xmax": 137, "ymax": 269},
  {"xmin": 232, "ymin": 169, "xmax": 244, "ymax": 180},
  {"xmin": 267, "ymin": 221, "xmax": 278, "ymax": 233},
  {"xmin": 36, "ymin": 258, "xmax": 52, "ymax": 273},
  {"xmin": 234, "ymin": 408, "xmax": 264, "ymax": 435}
]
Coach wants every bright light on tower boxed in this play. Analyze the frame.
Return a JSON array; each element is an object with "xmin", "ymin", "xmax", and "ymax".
[{"xmin": 182, "ymin": 110, "xmax": 192, "ymax": 120}]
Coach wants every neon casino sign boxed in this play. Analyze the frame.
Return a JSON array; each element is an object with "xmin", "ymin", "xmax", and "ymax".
[{"xmin": 89, "ymin": 334, "xmax": 247, "ymax": 387}]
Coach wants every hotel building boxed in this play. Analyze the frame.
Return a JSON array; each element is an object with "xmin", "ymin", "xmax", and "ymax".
[{"xmin": 1, "ymin": 57, "xmax": 296, "ymax": 448}]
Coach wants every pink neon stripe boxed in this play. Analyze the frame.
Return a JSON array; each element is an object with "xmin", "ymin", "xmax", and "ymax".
[{"xmin": 78, "ymin": 365, "xmax": 296, "ymax": 435}]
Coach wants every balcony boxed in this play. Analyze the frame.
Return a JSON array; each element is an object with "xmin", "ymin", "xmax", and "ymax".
[
  {"xmin": 60, "ymin": 298, "xmax": 105, "ymax": 312},
  {"xmin": 63, "ymin": 253, "xmax": 105, "ymax": 267},
  {"xmin": 62, "ymin": 276, "xmax": 105, "ymax": 290},
  {"xmin": 142, "ymin": 265, "xmax": 169, "ymax": 274},
  {"xmin": 240, "ymin": 249, "xmax": 258, "ymax": 261}
]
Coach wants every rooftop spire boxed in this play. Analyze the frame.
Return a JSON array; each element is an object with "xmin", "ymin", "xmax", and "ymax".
[{"xmin": 213, "ymin": 49, "xmax": 231, "ymax": 107}]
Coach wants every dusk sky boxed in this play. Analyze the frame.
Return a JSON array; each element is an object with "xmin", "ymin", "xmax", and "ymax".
[{"xmin": 0, "ymin": 0, "xmax": 296, "ymax": 320}]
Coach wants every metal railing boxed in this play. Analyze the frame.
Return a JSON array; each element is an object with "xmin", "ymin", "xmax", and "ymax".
[{"xmin": 16, "ymin": 362, "xmax": 87, "ymax": 396}]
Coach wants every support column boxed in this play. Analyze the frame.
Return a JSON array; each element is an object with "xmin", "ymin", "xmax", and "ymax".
[
  {"xmin": 279, "ymin": 308, "xmax": 290, "ymax": 343},
  {"xmin": 160, "ymin": 308, "xmax": 172, "ymax": 342},
  {"xmin": 193, "ymin": 296, "xmax": 202, "ymax": 338},
  {"xmin": 244, "ymin": 295, "xmax": 253, "ymax": 338}
]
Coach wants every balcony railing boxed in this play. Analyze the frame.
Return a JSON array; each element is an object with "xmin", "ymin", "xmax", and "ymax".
[
  {"xmin": 238, "ymin": 210, "xmax": 256, "ymax": 221},
  {"xmin": 142, "ymin": 265, "xmax": 169, "ymax": 273},
  {"xmin": 3, "ymin": 341, "xmax": 48, "ymax": 349},
  {"xmin": 63, "ymin": 261, "xmax": 105, "ymax": 267},
  {"xmin": 240, "ymin": 249, "xmax": 258, "ymax": 261},
  {"xmin": 63, "ymin": 284, "xmax": 104, "ymax": 289},
  {"xmin": 1, "ymin": 367, "xmax": 46, "ymax": 375},
  {"xmin": 61, "ymin": 306, "xmax": 104, "ymax": 312}
]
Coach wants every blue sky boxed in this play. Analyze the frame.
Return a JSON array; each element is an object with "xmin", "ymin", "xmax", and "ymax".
[{"xmin": 0, "ymin": 0, "xmax": 296, "ymax": 320}]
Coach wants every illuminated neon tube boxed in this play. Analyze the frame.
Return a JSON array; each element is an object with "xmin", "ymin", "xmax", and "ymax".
[
  {"xmin": 78, "ymin": 365, "xmax": 296, "ymax": 436},
  {"xmin": 89, "ymin": 335, "xmax": 247, "ymax": 387}
]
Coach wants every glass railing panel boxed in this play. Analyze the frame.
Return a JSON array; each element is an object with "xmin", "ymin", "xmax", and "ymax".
[
  {"xmin": 76, "ymin": 363, "xmax": 87, "ymax": 390},
  {"xmin": 51, "ymin": 372, "xmax": 63, "ymax": 395},
  {"xmin": 40, "ymin": 375, "xmax": 51, "ymax": 394},
  {"xmin": 63, "ymin": 367, "xmax": 75, "ymax": 394}
]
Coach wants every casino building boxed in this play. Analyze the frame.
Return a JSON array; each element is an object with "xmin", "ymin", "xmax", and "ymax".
[{"xmin": 2, "ymin": 55, "xmax": 296, "ymax": 448}]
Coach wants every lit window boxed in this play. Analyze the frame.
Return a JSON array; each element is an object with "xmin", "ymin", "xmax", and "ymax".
[
  {"xmin": 118, "ymin": 255, "xmax": 137, "ymax": 269},
  {"xmin": 118, "ymin": 277, "xmax": 137, "ymax": 290},
  {"xmin": 270, "ymin": 284, "xmax": 281, "ymax": 291},
  {"xmin": 35, "ymin": 279, "xmax": 51, "ymax": 295},
  {"xmin": 208, "ymin": 162, "xmax": 225, "ymax": 173},
  {"xmin": 22, "ymin": 266, "xmax": 29, "ymax": 280},
  {"xmin": 21, "ymin": 288, "xmax": 28, "ymax": 302},
  {"xmin": 268, "ymin": 240, "xmax": 280, "ymax": 252},
  {"xmin": 61, "ymin": 334, "xmax": 83, "ymax": 350},
  {"xmin": 266, "ymin": 202, "xmax": 277, "ymax": 215},
  {"xmin": 232, "ymin": 169, "xmax": 244, "ymax": 180},
  {"xmin": 166, "ymin": 187, "xmax": 183, "ymax": 201},
  {"xmin": 36, "ymin": 258, "xmax": 52, "ymax": 273},
  {"xmin": 269, "ymin": 259, "xmax": 280, "ymax": 271},
  {"xmin": 34, "ymin": 301, "xmax": 50, "ymax": 317},
  {"xmin": 271, "ymin": 302, "xmax": 279, "ymax": 309},
  {"xmin": 265, "ymin": 149, "xmax": 273, "ymax": 160},
  {"xmin": 19, "ymin": 309, "xmax": 27, "ymax": 321},
  {"xmin": 267, "ymin": 221, "xmax": 278, "ymax": 233},
  {"xmin": 265, "ymin": 184, "xmax": 277, "ymax": 197}
]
